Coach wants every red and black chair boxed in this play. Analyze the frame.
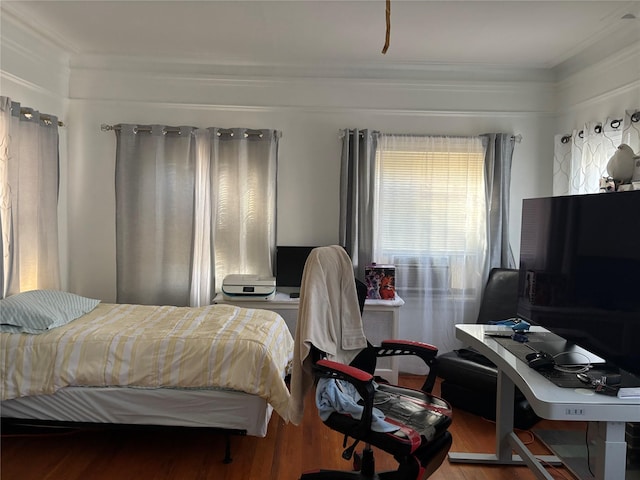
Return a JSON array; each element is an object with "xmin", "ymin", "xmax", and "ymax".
[{"xmin": 300, "ymin": 279, "xmax": 453, "ymax": 480}]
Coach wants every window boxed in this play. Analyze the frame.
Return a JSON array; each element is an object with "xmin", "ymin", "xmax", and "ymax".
[{"xmin": 373, "ymin": 135, "xmax": 486, "ymax": 295}]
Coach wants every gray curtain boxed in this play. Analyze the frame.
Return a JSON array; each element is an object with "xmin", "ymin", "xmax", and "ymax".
[
  {"xmin": 0, "ymin": 97, "xmax": 61, "ymax": 297},
  {"xmin": 481, "ymin": 133, "xmax": 516, "ymax": 272},
  {"xmin": 115, "ymin": 125, "xmax": 197, "ymax": 306},
  {"xmin": 339, "ymin": 129, "xmax": 378, "ymax": 280},
  {"xmin": 115, "ymin": 124, "xmax": 279, "ymax": 307}
]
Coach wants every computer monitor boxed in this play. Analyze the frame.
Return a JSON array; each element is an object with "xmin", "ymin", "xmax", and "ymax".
[
  {"xmin": 275, "ymin": 246, "xmax": 318, "ymax": 290},
  {"xmin": 516, "ymin": 191, "xmax": 640, "ymax": 377}
]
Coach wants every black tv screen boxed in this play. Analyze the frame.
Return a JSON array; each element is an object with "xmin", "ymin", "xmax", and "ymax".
[
  {"xmin": 275, "ymin": 246, "xmax": 318, "ymax": 288},
  {"xmin": 517, "ymin": 191, "xmax": 640, "ymax": 377}
]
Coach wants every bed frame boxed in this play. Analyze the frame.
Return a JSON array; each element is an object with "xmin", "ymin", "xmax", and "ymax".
[
  {"xmin": 1, "ymin": 385, "xmax": 274, "ymax": 462},
  {"xmin": 1, "ymin": 298, "xmax": 293, "ymax": 462}
]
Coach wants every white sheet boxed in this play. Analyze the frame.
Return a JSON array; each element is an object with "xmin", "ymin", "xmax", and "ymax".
[{"xmin": 1, "ymin": 385, "xmax": 272, "ymax": 437}]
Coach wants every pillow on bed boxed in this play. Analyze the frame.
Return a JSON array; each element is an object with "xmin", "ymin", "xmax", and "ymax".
[{"xmin": 0, "ymin": 290, "xmax": 100, "ymax": 334}]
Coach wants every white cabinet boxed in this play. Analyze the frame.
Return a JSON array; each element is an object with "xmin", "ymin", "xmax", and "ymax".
[{"xmin": 213, "ymin": 292, "xmax": 404, "ymax": 383}]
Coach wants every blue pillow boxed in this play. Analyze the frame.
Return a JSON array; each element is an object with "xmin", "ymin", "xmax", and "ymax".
[{"xmin": 0, "ymin": 290, "xmax": 100, "ymax": 334}]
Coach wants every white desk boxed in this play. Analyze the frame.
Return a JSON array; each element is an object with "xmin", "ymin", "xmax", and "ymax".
[
  {"xmin": 213, "ymin": 292, "xmax": 404, "ymax": 383},
  {"xmin": 450, "ymin": 324, "xmax": 640, "ymax": 480}
]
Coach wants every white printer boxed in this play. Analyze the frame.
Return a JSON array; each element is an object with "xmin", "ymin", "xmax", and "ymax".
[{"xmin": 222, "ymin": 274, "xmax": 276, "ymax": 301}]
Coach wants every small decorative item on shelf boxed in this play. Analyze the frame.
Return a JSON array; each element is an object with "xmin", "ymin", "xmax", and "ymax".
[
  {"xmin": 364, "ymin": 263, "xmax": 396, "ymax": 300},
  {"xmin": 599, "ymin": 176, "xmax": 616, "ymax": 192},
  {"xmin": 600, "ymin": 144, "xmax": 640, "ymax": 192}
]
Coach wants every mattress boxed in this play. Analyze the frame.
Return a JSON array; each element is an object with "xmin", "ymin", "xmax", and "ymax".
[{"xmin": 1, "ymin": 302, "xmax": 294, "ymax": 425}]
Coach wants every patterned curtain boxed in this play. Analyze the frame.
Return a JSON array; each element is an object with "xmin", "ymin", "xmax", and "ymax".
[{"xmin": 554, "ymin": 109, "xmax": 640, "ymax": 195}]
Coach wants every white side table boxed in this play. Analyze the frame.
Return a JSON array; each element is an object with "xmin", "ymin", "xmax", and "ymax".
[{"xmin": 213, "ymin": 292, "xmax": 404, "ymax": 383}]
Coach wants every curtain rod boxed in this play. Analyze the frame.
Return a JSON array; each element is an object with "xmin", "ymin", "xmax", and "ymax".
[
  {"xmin": 18, "ymin": 107, "xmax": 64, "ymax": 127},
  {"xmin": 342, "ymin": 129, "xmax": 522, "ymax": 142},
  {"xmin": 101, "ymin": 124, "xmax": 181, "ymax": 133},
  {"xmin": 560, "ymin": 110, "xmax": 639, "ymax": 143},
  {"xmin": 101, "ymin": 124, "xmax": 276, "ymax": 138}
]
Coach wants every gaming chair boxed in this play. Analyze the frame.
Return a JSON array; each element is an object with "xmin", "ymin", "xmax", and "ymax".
[
  {"xmin": 294, "ymin": 246, "xmax": 453, "ymax": 480},
  {"xmin": 436, "ymin": 268, "xmax": 540, "ymax": 430}
]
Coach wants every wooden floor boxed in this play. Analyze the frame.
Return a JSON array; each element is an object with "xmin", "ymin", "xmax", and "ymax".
[{"xmin": 1, "ymin": 376, "xmax": 586, "ymax": 480}]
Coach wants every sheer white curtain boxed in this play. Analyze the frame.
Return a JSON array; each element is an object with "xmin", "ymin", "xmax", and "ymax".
[
  {"xmin": 0, "ymin": 96, "xmax": 60, "ymax": 298},
  {"xmin": 115, "ymin": 125, "xmax": 278, "ymax": 307},
  {"xmin": 191, "ymin": 129, "xmax": 213, "ymax": 306},
  {"xmin": 554, "ymin": 109, "xmax": 640, "ymax": 195},
  {"xmin": 373, "ymin": 135, "xmax": 488, "ymax": 372},
  {"xmin": 205, "ymin": 128, "xmax": 278, "ymax": 296}
]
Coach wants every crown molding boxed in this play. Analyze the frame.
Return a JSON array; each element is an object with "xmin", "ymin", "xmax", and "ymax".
[
  {"xmin": 1, "ymin": 3, "xmax": 79, "ymax": 56},
  {"xmin": 556, "ymin": 41, "xmax": 640, "ymax": 89},
  {"xmin": 71, "ymin": 97, "xmax": 555, "ymax": 119},
  {"xmin": 69, "ymin": 53, "xmax": 557, "ymax": 84}
]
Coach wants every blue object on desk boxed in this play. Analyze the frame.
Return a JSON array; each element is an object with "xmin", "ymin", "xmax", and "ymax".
[
  {"xmin": 511, "ymin": 321, "xmax": 530, "ymax": 332},
  {"xmin": 489, "ymin": 318, "xmax": 530, "ymax": 332},
  {"xmin": 512, "ymin": 332, "xmax": 529, "ymax": 343}
]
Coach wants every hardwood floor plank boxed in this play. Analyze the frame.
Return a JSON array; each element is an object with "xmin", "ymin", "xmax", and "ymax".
[{"xmin": 1, "ymin": 376, "xmax": 584, "ymax": 480}]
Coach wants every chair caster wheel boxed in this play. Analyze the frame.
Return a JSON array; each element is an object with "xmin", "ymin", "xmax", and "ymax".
[{"xmin": 353, "ymin": 451, "xmax": 362, "ymax": 471}]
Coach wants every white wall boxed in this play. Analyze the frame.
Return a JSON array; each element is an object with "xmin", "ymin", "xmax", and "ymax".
[
  {"xmin": 555, "ymin": 41, "xmax": 640, "ymax": 134},
  {"xmin": 65, "ymin": 57, "xmax": 556, "ymax": 300},
  {"xmin": 2, "ymin": 16, "xmax": 638, "ymax": 303}
]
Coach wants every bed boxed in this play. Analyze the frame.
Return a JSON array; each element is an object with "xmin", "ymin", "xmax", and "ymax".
[{"xmin": 0, "ymin": 290, "xmax": 294, "ymax": 459}]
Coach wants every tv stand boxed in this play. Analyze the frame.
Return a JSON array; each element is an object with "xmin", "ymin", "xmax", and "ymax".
[{"xmin": 450, "ymin": 324, "xmax": 640, "ymax": 480}]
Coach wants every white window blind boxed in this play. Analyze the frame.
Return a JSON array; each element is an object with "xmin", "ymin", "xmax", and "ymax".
[
  {"xmin": 374, "ymin": 136, "xmax": 486, "ymax": 256},
  {"xmin": 370, "ymin": 135, "xmax": 488, "ymax": 374}
]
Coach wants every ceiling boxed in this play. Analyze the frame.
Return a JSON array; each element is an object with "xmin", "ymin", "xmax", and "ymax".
[{"xmin": 2, "ymin": 0, "xmax": 640, "ymax": 71}]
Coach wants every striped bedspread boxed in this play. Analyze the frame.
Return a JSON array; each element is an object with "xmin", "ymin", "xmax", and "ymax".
[{"xmin": 1, "ymin": 303, "xmax": 294, "ymax": 421}]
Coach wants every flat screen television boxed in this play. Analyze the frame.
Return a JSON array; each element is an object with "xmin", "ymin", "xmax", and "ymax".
[
  {"xmin": 275, "ymin": 246, "xmax": 318, "ymax": 290},
  {"xmin": 516, "ymin": 191, "xmax": 640, "ymax": 378}
]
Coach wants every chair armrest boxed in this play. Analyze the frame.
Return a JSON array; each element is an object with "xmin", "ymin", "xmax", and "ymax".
[
  {"xmin": 377, "ymin": 340, "xmax": 439, "ymax": 393},
  {"xmin": 315, "ymin": 358, "xmax": 374, "ymax": 383},
  {"xmin": 379, "ymin": 339, "xmax": 438, "ymax": 359},
  {"xmin": 313, "ymin": 359, "xmax": 376, "ymax": 436}
]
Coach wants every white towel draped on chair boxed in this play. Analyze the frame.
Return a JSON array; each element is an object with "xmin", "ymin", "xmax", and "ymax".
[{"xmin": 288, "ymin": 245, "xmax": 367, "ymax": 425}]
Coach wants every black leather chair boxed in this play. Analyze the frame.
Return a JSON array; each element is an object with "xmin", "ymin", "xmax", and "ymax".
[
  {"xmin": 296, "ymin": 247, "xmax": 453, "ymax": 480},
  {"xmin": 436, "ymin": 268, "xmax": 541, "ymax": 430}
]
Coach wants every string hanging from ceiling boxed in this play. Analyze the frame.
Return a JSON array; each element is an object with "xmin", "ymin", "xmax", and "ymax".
[{"xmin": 382, "ymin": 0, "xmax": 391, "ymax": 54}]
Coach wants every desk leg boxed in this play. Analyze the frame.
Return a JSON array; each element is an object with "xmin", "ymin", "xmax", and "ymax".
[
  {"xmin": 495, "ymin": 369, "xmax": 515, "ymax": 461},
  {"xmin": 448, "ymin": 370, "xmax": 560, "ymax": 476},
  {"xmin": 593, "ymin": 421, "xmax": 626, "ymax": 480}
]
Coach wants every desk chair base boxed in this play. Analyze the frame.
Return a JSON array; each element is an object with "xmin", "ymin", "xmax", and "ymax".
[{"xmin": 300, "ymin": 432, "xmax": 452, "ymax": 480}]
